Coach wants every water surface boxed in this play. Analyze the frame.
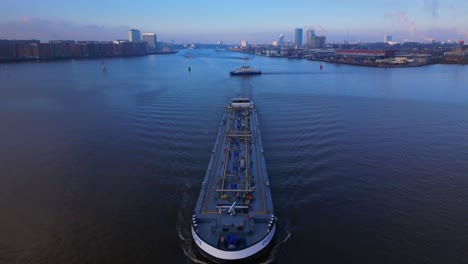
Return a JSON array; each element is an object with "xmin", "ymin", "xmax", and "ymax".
[{"xmin": 1, "ymin": 50, "xmax": 467, "ymax": 263}]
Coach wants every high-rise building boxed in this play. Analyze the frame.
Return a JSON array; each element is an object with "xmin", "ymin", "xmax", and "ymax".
[
  {"xmin": 294, "ymin": 28, "xmax": 303, "ymax": 47},
  {"xmin": 306, "ymin": 30, "xmax": 326, "ymax": 48},
  {"xmin": 278, "ymin": 34, "xmax": 284, "ymax": 46},
  {"xmin": 306, "ymin": 30, "xmax": 315, "ymax": 42},
  {"xmin": 310, "ymin": 36, "xmax": 326, "ymax": 48},
  {"xmin": 128, "ymin": 29, "xmax": 141, "ymax": 42},
  {"xmin": 384, "ymin": 35, "xmax": 392, "ymax": 43},
  {"xmin": 142, "ymin": 32, "xmax": 157, "ymax": 49}
]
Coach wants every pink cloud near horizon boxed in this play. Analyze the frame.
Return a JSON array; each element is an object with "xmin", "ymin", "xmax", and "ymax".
[{"xmin": 0, "ymin": 17, "xmax": 128, "ymax": 42}]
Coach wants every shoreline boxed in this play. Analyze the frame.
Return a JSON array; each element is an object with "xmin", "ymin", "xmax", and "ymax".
[
  {"xmin": 229, "ymin": 49, "xmax": 467, "ymax": 67},
  {"xmin": 0, "ymin": 50, "xmax": 179, "ymax": 64},
  {"xmin": 307, "ymin": 58, "xmax": 439, "ymax": 68}
]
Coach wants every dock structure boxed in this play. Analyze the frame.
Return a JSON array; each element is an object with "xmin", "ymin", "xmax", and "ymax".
[{"xmin": 192, "ymin": 98, "xmax": 275, "ymax": 262}]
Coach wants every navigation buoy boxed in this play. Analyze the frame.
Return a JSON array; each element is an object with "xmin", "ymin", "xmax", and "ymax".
[
  {"xmin": 188, "ymin": 66, "xmax": 191, "ymax": 72},
  {"xmin": 320, "ymin": 64, "xmax": 323, "ymax": 70},
  {"xmin": 102, "ymin": 60, "xmax": 107, "ymax": 72}
]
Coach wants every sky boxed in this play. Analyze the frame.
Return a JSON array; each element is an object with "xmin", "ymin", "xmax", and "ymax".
[{"xmin": 0, "ymin": 0, "xmax": 467, "ymax": 44}]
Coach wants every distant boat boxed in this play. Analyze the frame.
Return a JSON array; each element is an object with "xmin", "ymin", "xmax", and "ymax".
[
  {"xmin": 185, "ymin": 54, "xmax": 193, "ymax": 59},
  {"xmin": 242, "ymin": 57, "xmax": 250, "ymax": 60},
  {"xmin": 230, "ymin": 66, "xmax": 261, "ymax": 76},
  {"xmin": 147, "ymin": 50, "xmax": 179, "ymax": 55}
]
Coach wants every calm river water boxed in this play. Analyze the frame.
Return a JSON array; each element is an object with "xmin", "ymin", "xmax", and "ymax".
[{"xmin": 1, "ymin": 50, "xmax": 467, "ymax": 264}]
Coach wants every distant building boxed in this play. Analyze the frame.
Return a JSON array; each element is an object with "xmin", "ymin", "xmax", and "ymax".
[
  {"xmin": 142, "ymin": 32, "xmax": 157, "ymax": 50},
  {"xmin": 49, "ymin": 40, "xmax": 76, "ymax": 44},
  {"xmin": 294, "ymin": 28, "xmax": 303, "ymax": 47},
  {"xmin": 306, "ymin": 30, "xmax": 315, "ymax": 42},
  {"xmin": 38, "ymin": 43, "xmax": 54, "ymax": 59},
  {"xmin": 265, "ymin": 49, "xmax": 280, "ymax": 57},
  {"xmin": 119, "ymin": 41, "xmax": 146, "ymax": 56},
  {"xmin": 0, "ymin": 40, "xmax": 15, "ymax": 61},
  {"xmin": 241, "ymin": 40, "xmax": 248, "ymax": 48},
  {"xmin": 310, "ymin": 36, "xmax": 326, "ymax": 49},
  {"xmin": 16, "ymin": 43, "xmax": 36, "ymax": 59},
  {"xmin": 1, "ymin": 38, "xmax": 148, "ymax": 61},
  {"xmin": 384, "ymin": 35, "xmax": 392, "ymax": 43},
  {"xmin": 278, "ymin": 34, "xmax": 284, "ymax": 46},
  {"xmin": 0, "ymin": 40, "xmax": 41, "ymax": 61},
  {"xmin": 280, "ymin": 46, "xmax": 292, "ymax": 56},
  {"xmin": 336, "ymin": 49, "xmax": 395, "ymax": 58},
  {"xmin": 306, "ymin": 30, "xmax": 326, "ymax": 49},
  {"xmin": 114, "ymin": 40, "xmax": 128, "ymax": 44},
  {"xmin": 128, "ymin": 29, "xmax": 141, "ymax": 42}
]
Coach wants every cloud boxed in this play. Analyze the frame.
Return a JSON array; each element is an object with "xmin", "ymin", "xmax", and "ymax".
[
  {"xmin": 422, "ymin": 27, "xmax": 457, "ymax": 41},
  {"xmin": 384, "ymin": 11, "xmax": 415, "ymax": 35},
  {"xmin": 0, "ymin": 17, "xmax": 250, "ymax": 44},
  {"xmin": 303, "ymin": 25, "xmax": 327, "ymax": 37},
  {"xmin": 0, "ymin": 17, "xmax": 128, "ymax": 42},
  {"xmin": 459, "ymin": 30, "xmax": 468, "ymax": 40}
]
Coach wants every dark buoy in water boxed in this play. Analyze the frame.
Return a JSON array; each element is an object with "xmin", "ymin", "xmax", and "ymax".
[
  {"xmin": 188, "ymin": 66, "xmax": 191, "ymax": 72},
  {"xmin": 320, "ymin": 64, "xmax": 323, "ymax": 70}
]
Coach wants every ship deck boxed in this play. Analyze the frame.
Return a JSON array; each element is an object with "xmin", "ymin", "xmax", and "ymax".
[{"xmin": 193, "ymin": 99, "xmax": 274, "ymax": 254}]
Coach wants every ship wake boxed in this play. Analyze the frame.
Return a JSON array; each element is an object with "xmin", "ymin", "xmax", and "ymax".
[
  {"xmin": 176, "ymin": 182, "xmax": 210, "ymax": 264},
  {"xmin": 258, "ymin": 217, "xmax": 292, "ymax": 264}
]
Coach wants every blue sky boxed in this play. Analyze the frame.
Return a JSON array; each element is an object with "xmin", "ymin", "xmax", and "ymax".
[{"xmin": 1, "ymin": 0, "xmax": 467, "ymax": 44}]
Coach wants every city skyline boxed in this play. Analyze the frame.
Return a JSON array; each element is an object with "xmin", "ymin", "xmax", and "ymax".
[{"xmin": 1, "ymin": 0, "xmax": 467, "ymax": 44}]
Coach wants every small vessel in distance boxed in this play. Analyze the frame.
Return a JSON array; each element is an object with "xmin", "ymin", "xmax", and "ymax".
[
  {"xmin": 230, "ymin": 66, "xmax": 261, "ymax": 76},
  {"xmin": 191, "ymin": 98, "xmax": 276, "ymax": 263},
  {"xmin": 147, "ymin": 50, "xmax": 179, "ymax": 55}
]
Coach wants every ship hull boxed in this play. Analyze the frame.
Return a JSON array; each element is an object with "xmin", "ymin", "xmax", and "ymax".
[
  {"xmin": 229, "ymin": 71, "xmax": 261, "ymax": 76},
  {"xmin": 191, "ymin": 98, "xmax": 274, "ymax": 263},
  {"xmin": 192, "ymin": 225, "xmax": 275, "ymax": 263}
]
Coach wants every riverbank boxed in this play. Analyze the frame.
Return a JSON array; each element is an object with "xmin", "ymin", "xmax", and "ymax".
[
  {"xmin": 308, "ymin": 58, "xmax": 438, "ymax": 68},
  {"xmin": 229, "ymin": 49, "xmax": 467, "ymax": 67},
  {"xmin": 0, "ymin": 51, "xmax": 179, "ymax": 63}
]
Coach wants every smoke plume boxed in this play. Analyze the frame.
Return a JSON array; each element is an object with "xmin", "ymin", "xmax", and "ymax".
[
  {"xmin": 423, "ymin": 0, "xmax": 439, "ymax": 19},
  {"xmin": 384, "ymin": 11, "xmax": 415, "ymax": 35}
]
